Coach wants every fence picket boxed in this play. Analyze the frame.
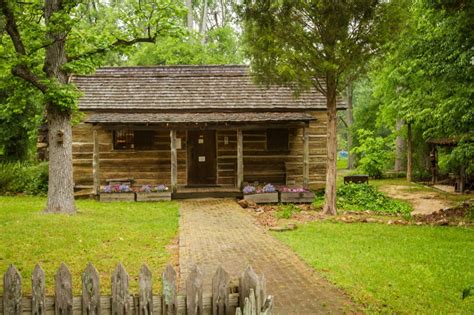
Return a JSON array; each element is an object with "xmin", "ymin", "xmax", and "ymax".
[
  {"xmin": 186, "ymin": 265, "xmax": 203, "ymax": 315},
  {"xmin": 82, "ymin": 263, "xmax": 100, "ymax": 315},
  {"xmin": 212, "ymin": 266, "xmax": 231, "ymax": 315},
  {"xmin": 111, "ymin": 263, "xmax": 130, "ymax": 315},
  {"xmin": 239, "ymin": 267, "xmax": 261, "ymax": 312},
  {"xmin": 32, "ymin": 264, "xmax": 45, "ymax": 315},
  {"xmin": 3, "ymin": 265, "xmax": 22, "ymax": 315},
  {"xmin": 55, "ymin": 263, "xmax": 73, "ymax": 315},
  {"xmin": 139, "ymin": 264, "xmax": 153, "ymax": 315},
  {"xmin": 162, "ymin": 264, "xmax": 177, "ymax": 315}
]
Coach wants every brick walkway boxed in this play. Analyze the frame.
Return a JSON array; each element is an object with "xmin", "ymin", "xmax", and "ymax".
[{"xmin": 179, "ymin": 199, "xmax": 358, "ymax": 314}]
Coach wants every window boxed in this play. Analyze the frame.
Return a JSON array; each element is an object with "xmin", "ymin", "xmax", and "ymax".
[
  {"xmin": 113, "ymin": 130, "xmax": 154, "ymax": 150},
  {"xmin": 266, "ymin": 128, "xmax": 289, "ymax": 151}
]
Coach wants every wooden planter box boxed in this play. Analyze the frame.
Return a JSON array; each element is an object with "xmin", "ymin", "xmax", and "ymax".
[
  {"xmin": 136, "ymin": 192, "xmax": 172, "ymax": 202},
  {"xmin": 99, "ymin": 192, "xmax": 135, "ymax": 202},
  {"xmin": 243, "ymin": 192, "xmax": 279, "ymax": 204},
  {"xmin": 280, "ymin": 191, "xmax": 315, "ymax": 203}
]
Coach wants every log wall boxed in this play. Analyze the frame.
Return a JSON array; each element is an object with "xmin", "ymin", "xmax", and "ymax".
[{"xmin": 72, "ymin": 111, "xmax": 327, "ymax": 190}]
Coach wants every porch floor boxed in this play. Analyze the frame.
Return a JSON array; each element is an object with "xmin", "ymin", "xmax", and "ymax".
[{"xmin": 173, "ymin": 186, "xmax": 242, "ymax": 199}]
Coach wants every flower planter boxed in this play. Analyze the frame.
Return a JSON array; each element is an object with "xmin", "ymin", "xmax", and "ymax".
[
  {"xmin": 99, "ymin": 192, "xmax": 135, "ymax": 202},
  {"xmin": 136, "ymin": 192, "xmax": 172, "ymax": 202},
  {"xmin": 243, "ymin": 192, "xmax": 279, "ymax": 204},
  {"xmin": 280, "ymin": 191, "xmax": 315, "ymax": 203}
]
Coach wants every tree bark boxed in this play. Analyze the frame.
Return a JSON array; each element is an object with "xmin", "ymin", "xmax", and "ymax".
[
  {"xmin": 346, "ymin": 82, "xmax": 354, "ymax": 169},
  {"xmin": 406, "ymin": 122, "xmax": 413, "ymax": 182},
  {"xmin": 43, "ymin": 0, "xmax": 76, "ymax": 213},
  {"xmin": 186, "ymin": 0, "xmax": 193, "ymax": 31},
  {"xmin": 394, "ymin": 119, "xmax": 405, "ymax": 172},
  {"xmin": 199, "ymin": 0, "xmax": 207, "ymax": 36},
  {"xmin": 323, "ymin": 73, "xmax": 338, "ymax": 215}
]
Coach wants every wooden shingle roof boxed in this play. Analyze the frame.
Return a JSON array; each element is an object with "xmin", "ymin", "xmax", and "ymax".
[
  {"xmin": 73, "ymin": 65, "xmax": 344, "ymax": 111},
  {"xmin": 86, "ymin": 112, "xmax": 315, "ymax": 124}
]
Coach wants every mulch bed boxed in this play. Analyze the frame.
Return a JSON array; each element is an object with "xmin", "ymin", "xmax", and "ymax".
[{"xmin": 238, "ymin": 199, "xmax": 474, "ymax": 229}]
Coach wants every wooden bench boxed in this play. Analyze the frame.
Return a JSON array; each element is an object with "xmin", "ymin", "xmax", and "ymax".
[
  {"xmin": 344, "ymin": 175, "xmax": 369, "ymax": 184},
  {"xmin": 105, "ymin": 178, "xmax": 135, "ymax": 186}
]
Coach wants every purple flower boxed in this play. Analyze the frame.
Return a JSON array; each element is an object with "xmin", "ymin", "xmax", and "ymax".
[
  {"xmin": 103, "ymin": 185, "xmax": 112, "ymax": 193},
  {"xmin": 243, "ymin": 185, "xmax": 256, "ymax": 194},
  {"xmin": 262, "ymin": 183, "xmax": 276, "ymax": 193},
  {"xmin": 140, "ymin": 185, "xmax": 152, "ymax": 193},
  {"xmin": 119, "ymin": 184, "xmax": 131, "ymax": 192},
  {"xmin": 156, "ymin": 184, "xmax": 168, "ymax": 192}
]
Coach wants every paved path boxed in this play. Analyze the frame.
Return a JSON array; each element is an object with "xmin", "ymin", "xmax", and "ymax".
[{"xmin": 179, "ymin": 199, "xmax": 357, "ymax": 314}]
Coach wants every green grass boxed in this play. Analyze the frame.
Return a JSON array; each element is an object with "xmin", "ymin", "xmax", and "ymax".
[
  {"xmin": 0, "ymin": 196, "xmax": 179, "ymax": 295},
  {"xmin": 274, "ymin": 222, "xmax": 474, "ymax": 313},
  {"xmin": 337, "ymin": 158, "xmax": 348, "ymax": 170}
]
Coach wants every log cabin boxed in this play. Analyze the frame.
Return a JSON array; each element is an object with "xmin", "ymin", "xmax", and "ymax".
[{"xmin": 68, "ymin": 65, "xmax": 345, "ymax": 198}]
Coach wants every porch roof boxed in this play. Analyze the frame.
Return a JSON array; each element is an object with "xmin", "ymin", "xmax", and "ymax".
[{"xmin": 85, "ymin": 111, "xmax": 315, "ymax": 124}]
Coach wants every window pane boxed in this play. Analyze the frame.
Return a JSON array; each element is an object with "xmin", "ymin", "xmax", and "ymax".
[{"xmin": 113, "ymin": 130, "xmax": 134, "ymax": 150}]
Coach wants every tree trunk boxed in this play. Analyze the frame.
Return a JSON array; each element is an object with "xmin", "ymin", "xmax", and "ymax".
[
  {"xmin": 46, "ymin": 105, "xmax": 75, "ymax": 213},
  {"xmin": 406, "ymin": 122, "xmax": 413, "ymax": 182},
  {"xmin": 323, "ymin": 73, "xmax": 338, "ymax": 216},
  {"xmin": 394, "ymin": 119, "xmax": 405, "ymax": 172},
  {"xmin": 43, "ymin": 0, "xmax": 76, "ymax": 213},
  {"xmin": 186, "ymin": 0, "xmax": 193, "ymax": 31},
  {"xmin": 346, "ymin": 82, "xmax": 354, "ymax": 169},
  {"xmin": 199, "ymin": 0, "xmax": 207, "ymax": 36}
]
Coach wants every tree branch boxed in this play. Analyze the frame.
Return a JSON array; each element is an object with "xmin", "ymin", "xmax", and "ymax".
[
  {"xmin": 0, "ymin": 0, "xmax": 47, "ymax": 92},
  {"xmin": 339, "ymin": 116, "xmax": 348, "ymax": 128},
  {"xmin": 67, "ymin": 36, "xmax": 157, "ymax": 62}
]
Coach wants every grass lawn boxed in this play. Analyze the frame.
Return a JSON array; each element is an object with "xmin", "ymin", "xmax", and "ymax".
[
  {"xmin": 274, "ymin": 222, "xmax": 474, "ymax": 313},
  {"xmin": 0, "ymin": 196, "xmax": 179, "ymax": 295}
]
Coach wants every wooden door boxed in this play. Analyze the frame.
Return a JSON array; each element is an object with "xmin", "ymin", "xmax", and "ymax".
[{"xmin": 187, "ymin": 130, "xmax": 217, "ymax": 186}]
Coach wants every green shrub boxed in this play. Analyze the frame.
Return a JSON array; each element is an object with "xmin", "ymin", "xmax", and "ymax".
[
  {"xmin": 337, "ymin": 183, "xmax": 412, "ymax": 215},
  {"xmin": 276, "ymin": 204, "xmax": 301, "ymax": 219},
  {"xmin": 352, "ymin": 129, "xmax": 393, "ymax": 178},
  {"xmin": 0, "ymin": 161, "xmax": 48, "ymax": 195}
]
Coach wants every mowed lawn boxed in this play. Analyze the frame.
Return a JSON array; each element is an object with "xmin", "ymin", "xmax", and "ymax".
[
  {"xmin": 0, "ymin": 196, "xmax": 179, "ymax": 295},
  {"xmin": 274, "ymin": 222, "xmax": 474, "ymax": 313}
]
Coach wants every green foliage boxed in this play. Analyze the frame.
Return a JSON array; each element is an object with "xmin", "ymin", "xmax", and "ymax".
[
  {"xmin": 276, "ymin": 203, "xmax": 300, "ymax": 219},
  {"xmin": 352, "ymin": 129, "xmax": 393, "ymax": 178},
  {"xmin": 463, "ymin": 284, "xmax": 474, "ymax": 300},
  {"xmin": 129, "ymin": 26, "xmax": 243, "ymax": 65},
  {"xmin": 337, "ymin": 183, "xmax": 412, "ymax": 215},
  {"xmin": 0, "ymin": 162, "xmax": 48, "ymax": 195},
  {"xmin": 274, "ymin": 222, "xmax": 474, "ymax": 313}
]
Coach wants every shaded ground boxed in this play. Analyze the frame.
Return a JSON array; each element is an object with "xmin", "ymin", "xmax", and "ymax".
[
  {"xmin": 379, "ymin": 184, "xmax": 451, "ymax": 215},
  {"xmin": 178, "ymin": 199, "xmax": 358, "ymax": 314}
]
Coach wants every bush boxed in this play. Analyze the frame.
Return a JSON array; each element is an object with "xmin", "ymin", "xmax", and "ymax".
[
  {"xmin": 0, "ymin": 161, "xmax": 48, "ymax": 195},
  {"xmin": 312, "ymin": 184, "xmax": 412, "ymax": 215},
  {"xmin": 352, "ymin": 129, "xmax": 393, "ymax": 178},
  {"xmin": 337, "ymin": 183, "xmax": 412, "ymax": 215}
]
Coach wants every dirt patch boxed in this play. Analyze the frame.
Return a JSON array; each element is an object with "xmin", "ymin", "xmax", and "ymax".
[{"xmin": 379, "ymin": 185, "xmax": 451, "ymax": 215}]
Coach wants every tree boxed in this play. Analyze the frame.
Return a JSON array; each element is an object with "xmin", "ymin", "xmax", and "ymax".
[
  {"xmin": 238, "ymin": 1, "xmax": 398, "ymax": 215},
  {"xmin": 0, "ymin": 0, "xmax": 184, "ymax": 213}
]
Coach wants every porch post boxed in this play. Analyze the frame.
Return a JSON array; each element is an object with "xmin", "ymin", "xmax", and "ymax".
[
  {"xmin": 170, "ymin": 130, "xmax": 178, "ymax": 192},
  {"xmin": 237, "ymin": 128, "xmax": 244, "ymax": 189},
  {"xmin": 92, "ymin": 128, "xmax": 100, "ymax": 195},
  {"xmin": 303, "ymin": 126, "xmax": 309, "ymax": 188}
]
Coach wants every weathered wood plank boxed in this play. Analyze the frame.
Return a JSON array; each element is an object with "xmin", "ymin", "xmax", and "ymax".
[
  {"xmin": 239, "ymin": 267, "xmax": 261, "ymax": 312},
  {"xmin": 92, "ymin": 129, "xmax": 100, "ymax": 195},
  {"xmin": 162, "ymin": 265, "xmax": 177, "ymax": 315},
  {"xmin": 185, "ymin": 266, "xmax": 203, "ymax": 315},
  {"xmin": 31, "ymin": 264, "xmax": 45, "ymax": 315},
  {"xmin": 236, "ymin": 129, "xmax": 243, "ymax": 189},
  {"xmin": 82, "ymin": 263, "xmax": 100, "ymax": 315},
  {"xmin": 111, "ymin": 263, "xmax": 130, "ymax": 315},
  {"xmin": 55, "ymin": 263, "xmax": 73, "ymax": 315},
  {"xmin": 212, "ymin": 266, "xmax": 231, "ymax": 315},
  {"xmin": 138, "ymin": 265, "xmax": 153, "ymax": 315},
  {"xmin": 303, "ymin": 126, "xmax": 309, "ymax": 188},
  {"xmin": 3, "ymin": 265, "xmax": 22, "ymax": 315},
  {"xmin": 170, "ymin": 130, "xmax": 177, "ymax": 191}
]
